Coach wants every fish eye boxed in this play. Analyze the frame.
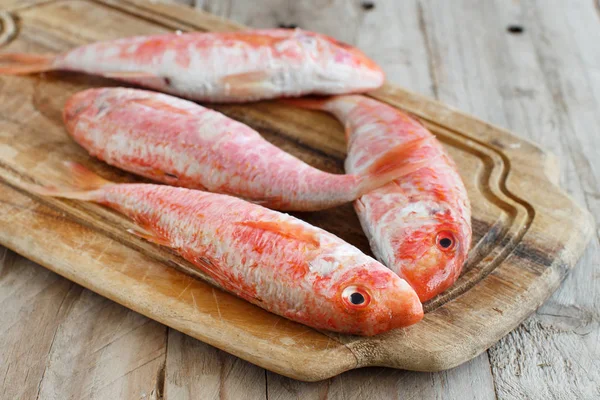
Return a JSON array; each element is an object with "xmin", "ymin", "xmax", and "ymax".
[
  {"xmin": 342, "ymin": 286, "xmax": 371, "ymax": 308},
  {"xmin": 436, "ymin": 231, "xmax": 457, "ymax": 251},
  {"xmin": 350, "ymin": 292, "xmax": 365, "ymax": 305}
]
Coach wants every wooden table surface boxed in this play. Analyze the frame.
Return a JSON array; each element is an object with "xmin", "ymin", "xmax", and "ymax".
[{"xmin": 1, "ymin": 0, "xmax": 598, "ymax": 399}]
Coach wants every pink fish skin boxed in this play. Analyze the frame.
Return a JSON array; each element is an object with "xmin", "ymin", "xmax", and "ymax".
[
  {"xmin": 0, "ymin": 29, "xmax": 384, "ymax": 102},
  {"xmin": 286, "ymin": 95, "xmax": 472, "ymax": 302},
  {"xmin": 23, "ymin": 162, "xmax": 423, "ymax": 336},
  {"xmin": 62, "ymin": 87, "xmax": 428, "ymax": 211}
]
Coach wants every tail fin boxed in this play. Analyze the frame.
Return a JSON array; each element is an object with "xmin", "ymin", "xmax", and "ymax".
[
  {"xmin": 357, "ymin": 136, "xmax": 436, "ymax": 196},
  {"xmin": 0, "ymin": 53, "xmax": 56, "ymax": 75},
  {"xmin": 18, "ymin": 162, "xmax": 113, "ymax": 201}
]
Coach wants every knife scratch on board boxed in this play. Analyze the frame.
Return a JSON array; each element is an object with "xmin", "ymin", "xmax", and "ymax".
[
  {"xmin": 211, "ymin": 288, "xmax": 222, "ymax": 321},
  {"xmin": 176, "ymin": 278, "xmax": 194, "ymax": 300}
]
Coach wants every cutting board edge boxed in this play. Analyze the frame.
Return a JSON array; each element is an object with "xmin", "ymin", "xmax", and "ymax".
[{"xmin": 0, "ymin": 0, "xmax": 595, "ymax": 381}]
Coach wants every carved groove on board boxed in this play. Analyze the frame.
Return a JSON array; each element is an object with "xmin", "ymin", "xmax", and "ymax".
[
  {"xmin": 0, "ymin": 11, "xmax": 17, "ymax": 47},
  {"xmin": 414, "ymin": 122, "xmax": 534, "ymax": 310},
  {"xmin": 98, "ymin": 0, "xmax": 205, "ymax": 32},
  {"xmin": 98, "ymin": 0, "xmax": 242, "ymax": 32}
]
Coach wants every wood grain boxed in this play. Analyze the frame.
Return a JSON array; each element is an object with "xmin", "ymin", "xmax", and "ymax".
[
  {"xmin": 0, "ymin": 249, "xmax": 74, "ymax": 400},
  {"xmin": 470, "ymin": 1, "xmax": 600, "ymax": 398},
  {"xmin": 165, "ymin": 330, "xmax": 267, "ymax": 400},
  {"xmin": 0, "ymin": 0, "xmax": 596, "ymax": 391}
]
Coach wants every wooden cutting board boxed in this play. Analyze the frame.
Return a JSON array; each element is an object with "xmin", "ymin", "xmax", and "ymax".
[{"xmin": 0, "ymin": 0, "xmax": 594, "ymax": 382}]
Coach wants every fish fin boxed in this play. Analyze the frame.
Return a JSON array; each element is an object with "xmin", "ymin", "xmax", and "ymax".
[
  {"xmin": 16, "ymin": 161, "xmax": 113, "ymax": 201},
  {"xmin": 104, "ymin": 71, "xmax": 168, "ymax": 87},
  {"xmin": 240, "ymin": 195, "xmax": 283, "ymax": 209},
  {"xmin": 62, "ymin": 161, "xmax": 113, "ymax": 190},
  {"xmin": 236, "ymin": 220, "xmax": 320, "ymax": 248},
  {"xmin": 178, "ymin": 250, "xmax": 231, "ymax": 285},
  {"xmin": 354, "ymin": 197, "xmax": 367, "ymax": 213},
  {"xmin": 191, "ymin": 255, "xmax": 221, "ymax": 275},
  {"xmin": 0, "ymin": 53, "xmax": 55, "ymax": 75},
  {"xmin": 357, "ymin": 136, "xmax": 435, "ymax": 196},
  {"xmin": 127, "ymin": 226, "xmax": 172, "ymax": 247},
  {"xmin": 104, "ymin": 71, "xmax": 160, "ymax": 79},
  {"xmin": 220, "ymin": 70, "xmax": 271, "ymax": 85},
  {"xmin": 219, "ymin": 71, "xmax": 275, "ymax": 97}
]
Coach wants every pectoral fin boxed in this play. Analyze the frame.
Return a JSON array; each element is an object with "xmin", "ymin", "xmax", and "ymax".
[
  {"xmin": 104, "ymin": 71, "xmax": 168, "ymax": 87},
  {"xmin": 127, "ymin": 225, "xmax": 172, "ymax": 247},
  {"xmin": 220, "ymin": 70, "xmax": 271, "ymax": 85},
  {"xmin": 236, "ymin": 220, "xmax": 320, "ymax": 248},
  {"xmin": 219, "ymin": 70, "xmax": 276, "ymax": 97}
]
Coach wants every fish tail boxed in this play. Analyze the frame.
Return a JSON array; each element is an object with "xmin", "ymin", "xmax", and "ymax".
[
  {"xmin": 0, "ymin": 53, "xmax": 56, "ymax": 75},
  {"xmin": 357, "ymin": 136, "xmax": 435, "ymax": 196},
  {"xmin": 19, "ymin": 161, "xmax": 113, "ymax": 201}
]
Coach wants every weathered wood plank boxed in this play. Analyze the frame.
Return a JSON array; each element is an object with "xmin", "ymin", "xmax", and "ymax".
[
  {"xmin": 0, "ymin": 247, "xmax": 168, "ymax": 400},
  {"xmin": 164, "ymin": 329, "xmax": 267, "ymax": 400},
  {"xmin": 267, "ymin": 352, "xmax": 495, "ymax": 400},
  {"xmin": 488, "ymin": 1, "xmax": 600, "ymax": 398},
  {"xmin": 0, "ymin": 249, "xmax": 74, "ymax": 400},
  {"xmin": 35, "ymin": 290, "xmax": 167, "ymax": 400},
  {"xmin": 415, "ymin": 0, "xmax": 600, "ymax": 398}
]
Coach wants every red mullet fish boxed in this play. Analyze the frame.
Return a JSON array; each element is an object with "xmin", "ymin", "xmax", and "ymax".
[
  {"xmin": 0, "ymin": 29, "xmax": 384, "ymax": 102},
  {"xmin": 20, "ymin": 162, "xmax": 424, "ymax": 336},
  {"xmin": 61, "ymin": 87, "xmax": 430, "ymax": 211}
]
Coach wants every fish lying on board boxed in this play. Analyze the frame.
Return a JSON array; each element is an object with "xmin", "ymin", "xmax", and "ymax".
[
  {"xmin": 21, "ymin": 162, "xmax": 423, "ymax": 336},
  {"xmin": 286, "ymin": 95, "xmax": 472, "ymax": 302},
  {"xmin": 0, "ymin": 29, "xmax": 384, "ymax": 102},
  {"xmin": 60, "ymin": 87, "xmax": 429, "ymax": 211}
]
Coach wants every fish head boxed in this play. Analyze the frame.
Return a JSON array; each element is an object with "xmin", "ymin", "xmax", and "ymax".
[
  {"xmin": 63, "ymin": 89, "xmax": 96, "ymax": 131},
  {"xmin": 327, "ymin": 262, "xmax": 423, "ymax": 336},
  {"xmin": 63, "ymin": 88, "xmax": 118, "ymax": 132},
  {"xmin": 390, "ymin": 208, "xmax": 471, "ymax": 302},
  {"xmin": 298, "ymin": 31, "xmax": 384, "ymax": 93}
]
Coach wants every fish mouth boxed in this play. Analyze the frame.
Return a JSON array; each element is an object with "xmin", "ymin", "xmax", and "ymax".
[
  {"xmin": 400, "ymin": 254, "xmax": 464, "ymax": 302},
  {"xmin": 62, "ymin": 90, "xmax": 98, "ymax": 126},
  {"xmin": 66, "ymin": 104, "xmax": 87, "ymax": 120},
  {"xmin": 388, "ymin": 288, "xmax": 423, "ymax": 329},
  {"xmin": 62, "ymin": 102, "xmax": 88, "ymax": 133}
]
